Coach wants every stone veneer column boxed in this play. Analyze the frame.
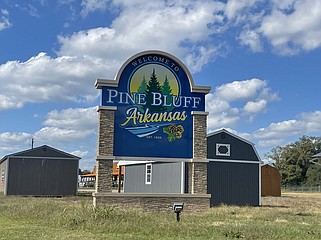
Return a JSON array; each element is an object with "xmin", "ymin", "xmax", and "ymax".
[
  {"xmin": 95, "ymin": 106, "xmax": 116, "ymax": 193},
  {"xmin": 189, "ymin": 111, "xmax": 208, "ymax": 194}
]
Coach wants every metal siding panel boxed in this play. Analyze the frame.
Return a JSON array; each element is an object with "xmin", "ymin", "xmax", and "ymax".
[
  {"xmin": 6, "ymin": 158, "xmax": 78, "ymax": 196},
  {"xmin": 153, "ymin": 162, "xmax": 181, "ymax": 193},
  {"xmin": 43, "ymin": 159, "xmax": 78, "ymax": 195},
  {"xmin": 124, "ymin": 164, "xmax": 147, "ymax": 193},
  {"xmin": 7, "ymin": 158, "xmax": 41, "ymax": 195},
  {"xmin": 207, "ymin": 133, "xmax": 259, "ymax": 161},
  {"xmin": 62, "ymin": 160, "xmax": 79, "ymax": 195},
  {"xmin": 184, "ymin": 162, "xmax": 189, "ymax": 193},
  {"xmin": 208, "ymin": 161, "xmax": 259, "ymax": 206},
  {"xmin": 0, "ymin": 161, "xmax": 4, "ymax": 193},
  {"xmin": 0, "ymin": 160, "xmax": 7, "ymax": 194},
  {"xmin": 207, "ymin": 136, "xmax": 216, "ymax": 158},
  {"xmin": 173, "ymin": 162, "xmax": 182, "ymax": 193},
  {"xmin": 153, "ymin": 163, "xmax": 164, "ymax": 192},
  {"xmin": 124, "ymin": 165, "xmax": 132, "ymax": 192},
  {"xmin": 6, "ymin": 158, "xmax": 17, "ymax": 195},
  {"xmin": 14, "ymin": 146, "xmax": 79, "ymax": 159},
  {"xmin": 124, "ymin": 162, "xmax": 181, "ymax": 193},
  {"xmin": 139, "ymin": 164, "xmax": 150, "ymax": 193},
  {"xmin": 123, "ymin": 165, "xmax": 131, "ymax": 192}
]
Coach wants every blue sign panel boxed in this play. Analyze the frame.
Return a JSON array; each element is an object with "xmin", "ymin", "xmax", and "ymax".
[{"xmin": 101, "ymin": 51, "xmax": 206, "ymax": 158}]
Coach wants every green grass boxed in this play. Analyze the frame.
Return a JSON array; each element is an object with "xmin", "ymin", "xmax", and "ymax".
[{"xmin": 0, "ymin": 193, "xmax": 321, "ymax": 239}]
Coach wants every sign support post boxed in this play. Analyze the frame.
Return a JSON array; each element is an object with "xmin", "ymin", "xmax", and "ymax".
[{"xmin": 95, "ymin": 106, "xmax": 117, "ymax": 193}]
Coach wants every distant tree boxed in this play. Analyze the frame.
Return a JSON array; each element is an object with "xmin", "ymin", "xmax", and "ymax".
[
  {"xmin": 80, "ymin": 169, "xmax": 91, "ymax": 175},
  {"xmin": 145, "ymin": 68, "xmax": 164, "ymax": 112},
  {"xmin": 265, "ymin": 136, "xmax": 321, "ymax": 186},
  {"xmin": 305, "ymin": 160, "xmax": 321, "ymax": 186}
]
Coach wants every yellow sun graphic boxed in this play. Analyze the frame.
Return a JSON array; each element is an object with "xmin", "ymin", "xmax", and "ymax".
[{"xmin": 130, "ymin": 64, "xmax": 179, "ymax": 95}]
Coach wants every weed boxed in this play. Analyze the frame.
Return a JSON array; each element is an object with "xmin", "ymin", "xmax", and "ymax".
[
  {"xmin": 224, "ymin": 229, "xmax": 245, "ymax": 239},
  {"xmin": 0, "ymin": 193, "xmax": 321, "ymax": 239}
]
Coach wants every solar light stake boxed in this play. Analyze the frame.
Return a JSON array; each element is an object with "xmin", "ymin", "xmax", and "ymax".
[
  {"xmin": 172, "ymin": 202, "xmax": 184, "ymax": 222},
  {"xmin": 176, "ymin": 211, "xmax": 180, "ymax": 222}
]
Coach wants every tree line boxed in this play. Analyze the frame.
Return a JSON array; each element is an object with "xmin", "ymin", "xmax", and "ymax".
[{"xmin": 265, "ymin": 136, "xmax": 321, "ymax": 186}]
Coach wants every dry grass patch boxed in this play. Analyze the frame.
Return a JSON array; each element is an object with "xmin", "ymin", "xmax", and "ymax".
[{"xmin": 0, "ymin": 192, "xmax": 321, "ymax": 239}]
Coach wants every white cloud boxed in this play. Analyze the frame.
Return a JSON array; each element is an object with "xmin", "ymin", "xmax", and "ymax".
[
  {"xmin": 250, "ymin": 111, "xmax": 321, "ymax": 149},
  {"xmin": 214, "ymin": 78, "xmax": 268, "ymax": 101},
  {"xmin": 260, "ymin": 0, "xmax": 321, "ymax": 55},
  {"xmin": 34, "ymin": 106, "xmax": 97, "ymax": 143},
  {"xmin": 58, "ymin": 0, "xmax": 75, "ymax": 4},
  {"xmin": 0, "ymin": 107, "xmax": 97, "ymax": 170},
  {"xmin": 184, "ymin": 45, "xmax": 225, "ymax": 73},
  {"xmin": 43, "ymin": 107, "xmax": 97, "ymax": 130},
  {"xmin": 298, "ymin": 111, "xmax": 321, "ymax": 133},
  {"xmin": 206, "ymin": 93, "xmax": 230, "ymax": 113},
  {"xmin": 244, "ymin": 99, "xmax": 267, "ymax": 113},
  {"xmin": 1, "ymin": 1, "xmax": 320, "ymax": 113},
  {"xmin": 0, "ymin": 1, "xmax": 229, "ymax": 111},
  {"xmin": 0, "ymin": 53, "xmax": 108, "ymax": 110},
  {"xmin": 0, "ymin": 132, "xmax": 31, "ymax": 144},
  {"xmin": 206, "ymin": 78, "xmax": 278, "ymax": 130},
  {"xmin": 214, "ymin": 110, "xmax": 321, "ymax": 153},
  {"xmin": 34, "ymin": 127, "xmax": 94, "ymax": 142},
  {"xmin": 0, "ymin": 132, "xmax": 32, "ymax": 155},
  {"xmin": 254, "ymin": 120, "xmax": 303, "ymax": 139},
  {"xmin": 71, "ymin": 150, "xmax": 88, "ymax": 158},
  {"xmin": 271, "ymin": 0, "xmax": 296, "ymax": 11},
  {"xmin": 14, "ymin": 4, "xmax": 40, "ymax": 18},
  {"xmin": 225, "ymin": 0, "xmax": 261, "ymax": 20},
  {"xmin": 227, "ymin": 0, "xmax": 321, "ymax": 55},
  {"xmin": 80, "ymin": 0, "xmax": 109, "ymax": 18},
  {"xmin": 0, "ymin": 95, "xmax": 23, "ymax": 110},
  {"xmin": 236, "ymin": 0, "xmax": 321, "ymax": 55},
  {"xmin": 258, "ymin": 138, "xmax": 285, "ymax": 148},
  {"xmin": 205, "ymin": 93, "xmax": 240, "ymax": 130},
  {"xmin": 238, "ymin": 29, "xmax": 263, "ymax": 52},
  {"xmin": 57, "ymin": 27, "xmax": 118, "ymax": 60},
  {"xmin": 2, "ymin": 0, "xmax": 321, "ymax": 168},
  {"xmin": 30, "ymin": 107, "xmax": 97, "ymax": 169},
  {"xmin": 58, "ymin": 0, "xmax": 226, "ymax": 72},
  {"xmin": 36, "ymin": 107, "xmax": 98, "ymax": 170},
  {"xmin": 27, "ymin": 4, "xmax": 39, "ymax": 17},
  {"xmin": 37, "ymin": 0, "xmax": 48, "ymax": 7},
  {"xmin": 207, "ymin": 111, "xmax": 240, "ymax": 130},
  {"xmin": 0, "ymin": 9, "xmax": 12, "ymax": 31}
]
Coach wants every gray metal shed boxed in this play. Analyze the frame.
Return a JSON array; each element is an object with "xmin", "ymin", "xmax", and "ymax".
[
  {"xmin": 121, "ymin": 129, "xmax": 261, "ymax": 206},
  {"xmin": 207, "ymin": 129, "xmax": 261, "ymax": 206},
  {"xmin": 0, "ymin": 145, "xmax": 80, "ymax": 196}
]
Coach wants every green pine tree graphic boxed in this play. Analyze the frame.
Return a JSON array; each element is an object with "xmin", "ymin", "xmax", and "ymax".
[
  {"xmin": 145, "ymin": 68, "xmax": 164, "ymax": 112},
  {"xmin": 137, "ymin": 75, "xmax": 147, "ymax": 93},
  {"xmin": 162, "ymin": 75, "xmax": 174, "ymax": 111}
]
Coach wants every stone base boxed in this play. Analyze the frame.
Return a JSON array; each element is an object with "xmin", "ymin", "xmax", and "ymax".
[{"xmin": 93, "ymin": 193, "xmax": 211, "ymax": 213}]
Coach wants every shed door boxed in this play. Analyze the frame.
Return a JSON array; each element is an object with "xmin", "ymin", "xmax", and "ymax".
[{"xmin": 207, "ymin": 161, "xmax": 259, "ymax": 206}]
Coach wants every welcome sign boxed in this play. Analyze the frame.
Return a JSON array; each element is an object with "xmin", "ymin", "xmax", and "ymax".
[{"xmin": 96, "ymin": 51, "xmax": 210, "ymax": 159}]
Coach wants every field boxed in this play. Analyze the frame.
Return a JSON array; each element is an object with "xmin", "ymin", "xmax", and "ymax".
[{"xmin": 0, "ymin": 192, "xmax": 321, "ymax": 239}]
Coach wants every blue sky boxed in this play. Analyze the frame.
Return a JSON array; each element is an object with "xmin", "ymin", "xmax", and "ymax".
[{"xmin": 1, "ymin": 0, "xmax": 321, "ymax": 170}]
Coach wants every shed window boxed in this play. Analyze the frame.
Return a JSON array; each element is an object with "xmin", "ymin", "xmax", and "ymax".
[
  {"xmin": 216, "ymin": 143, "xmax": 230, "ymax": 156},
  {"xmin": 145, "ymin": 164, "xmax": 152, "ymax": 184}
]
